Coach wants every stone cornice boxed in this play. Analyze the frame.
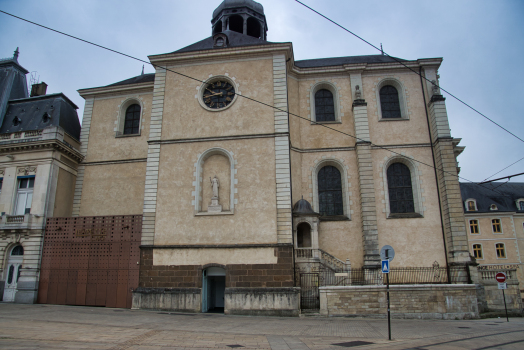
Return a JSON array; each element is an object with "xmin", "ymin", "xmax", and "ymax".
[
  {"xmin": 78, "ymin": 81, "xmax": 154, "ymax": 98},
  {"xmin": 149, "ymin": 43, "xmax": 293, "ymax": 67},
  {"xmin": 0, "ymin": 139, "xmax": 84, "ymax": 163}
]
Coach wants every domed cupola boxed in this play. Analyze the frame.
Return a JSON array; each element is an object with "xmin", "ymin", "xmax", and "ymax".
[{"xmin": 211, "ymin": 0, "xmax": 268, "ymax": 40}]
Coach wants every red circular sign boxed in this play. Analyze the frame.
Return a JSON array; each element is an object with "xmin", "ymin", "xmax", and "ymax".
[{"xmin": 495, "ymin": 272, "xmax": 506, "ymax": 283}]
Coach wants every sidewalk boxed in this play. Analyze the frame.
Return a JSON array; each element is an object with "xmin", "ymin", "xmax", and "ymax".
[{"xmin": 0, "ymin": 303, "xmax": 523, "ymax": 349}]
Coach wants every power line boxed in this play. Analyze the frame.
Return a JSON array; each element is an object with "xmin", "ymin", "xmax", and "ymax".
[
  {"xmin": 0, "ymin": 9, "xmax": 508, "ymax": 198},
  {"xmin": 480, "ymin": 156, "xmax": 524, "ymax": 183},
  {"xmin": 478, "ymin": 172, "xmax": 524, "ymax": 185},
  {"xmin": 293, "ymin": 0, "xmax": 524, "ymax": 145}
]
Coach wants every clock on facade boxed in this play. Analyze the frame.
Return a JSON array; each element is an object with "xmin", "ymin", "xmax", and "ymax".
[{"xmin": 202, "ymin": 80, "xmax": 236, "ymax": 109}]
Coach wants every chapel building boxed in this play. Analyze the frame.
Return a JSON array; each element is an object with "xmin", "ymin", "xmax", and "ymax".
[{"xmin": 69, "ymin": 0, "xmax": 473, "ymax": 315}]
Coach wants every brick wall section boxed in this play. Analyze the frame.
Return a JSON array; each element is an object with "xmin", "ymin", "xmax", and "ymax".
[{"xmin": 139, "ymin": 246, "xmax": 294, "ymax": 289}]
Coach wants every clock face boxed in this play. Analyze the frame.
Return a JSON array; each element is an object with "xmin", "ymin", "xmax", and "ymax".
[{"xmin": 203, "ymin": 80, "xmax": 236, "ymax": 109}]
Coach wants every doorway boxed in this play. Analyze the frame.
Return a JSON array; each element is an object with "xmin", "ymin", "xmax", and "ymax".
[
  {"xmin": 3, "ymin": 245, "xmax": 24, "ymax": 302},
  {"xmin": 202, "ymin": 266, "xmax": 225, "ymax": 313}
]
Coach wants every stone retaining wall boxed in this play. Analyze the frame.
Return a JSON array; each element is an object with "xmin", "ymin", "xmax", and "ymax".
[{"xmin": 320, "ymin": 284, "xmax": 479, "ymax": 319}]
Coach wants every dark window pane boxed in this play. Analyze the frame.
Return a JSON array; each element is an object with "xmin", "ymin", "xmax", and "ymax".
[
  {"xmin": 123, "ymin": 104, "xmax": 141, "ymax": 135},
  {"xmin": 315, "ymin": 89, "xmax": 335, "ymax": 122},
  {"xmin": 7, "ymin": 265, "xmax": 14, "ymax": 284},
  {"xmin": 28, "ymin": 178, "xmax": 34, "ymax": 188},
  {"xmin": 387, "ymin": 163, "xmax": 414, "ymax": 213},
  {"xmin": 380, "ymin": 85, "xmax": 401, "ymax": 118},
  {"xmin": 318, "ymin": 166, "xmax": 343, "ymax": 216},
  {"xmin": 12, "ymin": 246, "xmax": 23, "ymax": 255},
  {"xmin": 0, "ymin": 179, "xmax": 3, "ymax": 190}
]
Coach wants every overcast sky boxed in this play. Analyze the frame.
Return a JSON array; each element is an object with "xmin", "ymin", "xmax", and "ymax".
[{"xmin": 1, "ymin": 0, "xmax": 523, "ymax": 184}]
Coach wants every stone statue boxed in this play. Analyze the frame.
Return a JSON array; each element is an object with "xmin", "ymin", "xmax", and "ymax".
[
  {"xmin": 208, "ymin": 175, "xmax": 222, "ymax": 213},
  {"xmin": 355, "ymin": 85, "xmax": 362, "ymax": 100},
  {"xmin": 210, "ymin": 175, "xmax": 220, "ymax": 199}
]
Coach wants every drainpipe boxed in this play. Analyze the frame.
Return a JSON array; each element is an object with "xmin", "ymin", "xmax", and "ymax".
[{"xmin": 419, "ymin": 67, "xmax": 451, "ymax": 283}]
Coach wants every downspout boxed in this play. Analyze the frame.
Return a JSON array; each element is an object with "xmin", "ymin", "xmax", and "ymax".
[{"xmin": 419, "ymin": 67, "xmax": 451, "ymax": 283}]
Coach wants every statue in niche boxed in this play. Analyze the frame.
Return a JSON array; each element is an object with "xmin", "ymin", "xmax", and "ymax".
[
  {"xmin": 208, "ymin": 175, "xmax": 222, "ymax": 212},
  {"xmin": 355, "ymin": 85, "xmax": 362, "ymax": 100}
]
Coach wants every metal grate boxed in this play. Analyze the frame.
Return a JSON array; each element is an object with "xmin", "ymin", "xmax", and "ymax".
[
  {"xmin": 38, "ymin": 215, "xmax": 142, "ymax": 308},
  {"xmin": 300, "ymin": 273, "xmax": 320, "ymax": 310}
]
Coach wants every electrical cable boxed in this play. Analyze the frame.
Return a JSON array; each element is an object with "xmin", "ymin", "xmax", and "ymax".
[
  {"xmin": 293, "ymin": 0, "xmax": 524, "ymax": 145},
  {"xmin": 480, "ymin": 157, "xmax": 524, "ymax": 183},
  {"xmin": 0, "ymin": 9, "xmax": 509, "ymax": 197}
]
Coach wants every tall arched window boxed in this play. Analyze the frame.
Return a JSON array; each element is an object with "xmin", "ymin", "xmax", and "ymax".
[
  {"xmin": 315, "ymin": 89, "xmax": 335, "ymax": 122},
  {"xmin": 387, "ymin": 163, "xmax": 414, "ymax": 213},
  {"xmin": 318, "ymin": 166, "xmax": 343, "ymax": 216},
  {"xmin": 380, "ymin": 85, "xmax": 401, "ymax": 119},
  {"xmin": 229, "ymin": 15, "xmax": 243, "ymax": 34},
  {"xmin": 124, "ymin": 104, "xmax": 141, "ymax": 135},
  {"xmin": 246, "ymin": 17, "xmax": 261, "ymax": 38}
]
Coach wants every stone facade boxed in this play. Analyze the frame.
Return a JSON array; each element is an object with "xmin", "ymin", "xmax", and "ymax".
[
  {"xmin": 320, "ymin": 284, "xmax": 479, "ymax": 319},
  {"xmin": 73, "ymin": 0, "xmax": 474, "ymax": 316}
]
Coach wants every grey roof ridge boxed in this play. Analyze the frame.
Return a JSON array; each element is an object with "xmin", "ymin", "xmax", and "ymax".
[{"xmin": 8, "ymin": 92, "xmax": 79, "ymax": 109}]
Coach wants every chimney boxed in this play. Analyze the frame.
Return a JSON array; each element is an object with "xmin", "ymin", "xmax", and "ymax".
[{"xmin": 30, "ymin": 82, "xmax": 48, "ymax": 97}]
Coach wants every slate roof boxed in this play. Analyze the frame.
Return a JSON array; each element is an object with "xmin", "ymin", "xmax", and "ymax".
[
  {"xmin": 460, "ymin": 182, "xmax": 524, "ymax": 213},
  {"xmin": 294, "ymin": 55, "xmax": 407, "ymax": 68},
  {"xmin": 173, "ymin": 30, "xmax": 274, "ymax": 54},
  {"xmin": 107, "ymin": 73, "xmax": 155, "ymax": 87},
  {"xmin": 0, "ymin": 93, "xmax": 81, "ymax": 140}
]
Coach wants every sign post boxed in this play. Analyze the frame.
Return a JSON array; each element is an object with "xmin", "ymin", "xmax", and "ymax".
[
  {"xmin": 495, "ymin": 272, "xmax": 509, "ymax": 322},
  {"xmin": 380, "ymin": 245, "xmax": 395, "ymax": 341}
]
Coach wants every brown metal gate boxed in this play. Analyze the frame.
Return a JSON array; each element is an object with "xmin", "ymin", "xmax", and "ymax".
[{"xmin": 38, "ymin": 215, "xmax": 141, "ymax": 308}]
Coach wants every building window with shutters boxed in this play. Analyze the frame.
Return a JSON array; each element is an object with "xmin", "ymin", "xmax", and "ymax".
[
  {"xmin": 15, "ymin": 176, "xmax": 34, "ymax": 215},
  {"xmin": 495, "ymin": 243, "xmax": 506, "ymax": 259},
  {"xmin": 473, "ymin": 244, "xmax": 483, "ymax": 259},
  {"xmin": 492, "ymin": 219, "xmax": 502, "ymax": 234},
  {"xmin": 317, "ymin": 165, "xmax": 343, "ymax": 216},
  {"xmin": 469, "ymin": 220, "xmax": 479, "ymax": 234}
]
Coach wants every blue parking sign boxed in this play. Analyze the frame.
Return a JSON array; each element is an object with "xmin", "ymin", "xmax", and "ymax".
[{"xmin": 381, "ymin": 260, "xmax": 390, "ymax": 273}]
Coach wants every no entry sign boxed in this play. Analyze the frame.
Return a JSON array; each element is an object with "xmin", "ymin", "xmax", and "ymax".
[{"xmin": 495, "ymin": 272, "xmax": 507, "ymax": 283}]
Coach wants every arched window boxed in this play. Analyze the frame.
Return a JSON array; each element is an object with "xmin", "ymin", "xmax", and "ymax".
[
  {"xmin": 318, "ymin": 166, "xmax": 343, "ymax": 216},
  {"xmin": 517, "ymin": 200, "xmax": 524, "ymax": 211},
  {"xmin": 467, "ymin": 200, "xmax": 477, "ymax": 211},
  {"xmin": 296, "ymin": 223, "xmax": 312, "ymax": 248},
  {"xmin": 229, "ymin": 15, "xmax": 243, "ymax": 34},
  {"xmin": 11, "ymin": 245, "xmax": 24, "ymax": 255},
  {"xmin": 387, "ymin": 163, "xmax": 414, "ymax": 213},
  {"xmin": 379, "ymin": 85, "xmax": 401, "ymax": 119},
  {"xmin": 315, "ymin": 89, "xmax": 335, "ymax": 122},
  {"xmin": 124, "ymin": 104, "xmax": 141, "ymax": 135},
  {"xmin": 246, "ymin": 17, "xmax": 260, "ymax": 38}
]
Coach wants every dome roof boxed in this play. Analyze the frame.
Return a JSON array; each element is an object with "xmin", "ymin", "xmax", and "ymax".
[
  {"xmin": 293, "ymin": 198, "xmax": 318, "ymax": 216},
  {"xmin": 213, "ymin": 0, "xmax": 264, "ymax": 19}
]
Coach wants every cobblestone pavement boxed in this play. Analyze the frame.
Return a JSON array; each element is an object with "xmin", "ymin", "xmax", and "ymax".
[{"xmin": 0, "ymin": 304, "xmax": 523, "ymax": 349}]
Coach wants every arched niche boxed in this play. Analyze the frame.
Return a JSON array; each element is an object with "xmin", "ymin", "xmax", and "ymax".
[
  {"xmin": 297, "ymin": 222, "xmax": 312, "ymax": 248},
  {"xmin": 246, "ymin": 17, "xmax": 261, "ymax": 38},
  {"xmin": 229, "ymin": 15, "xmax": 243, "ymax": 34},
  {"xmin": 194, "ymin": 148, "xmax": 236, "ymax": 215}
]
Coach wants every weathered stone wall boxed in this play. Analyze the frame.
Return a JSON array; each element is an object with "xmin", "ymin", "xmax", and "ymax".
[
  {"xmin": 320, "ymin": 284, "xmax": 479, "ymax": 319},
  {"xmin": 478, "ymin": 282, "xmax": 523, "ymax": 313},
  {"xmin": 136, "ymin": 246, "xmax": 295, "ymax": 314},
  {"xmin": 225, "ymin": 287, "xmax": 300, "ymax": 316}
]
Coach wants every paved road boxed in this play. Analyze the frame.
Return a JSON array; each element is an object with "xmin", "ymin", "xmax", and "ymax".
[{"xmin": 0, "ymin": 303, "xmax": 523, "ymax": 349}]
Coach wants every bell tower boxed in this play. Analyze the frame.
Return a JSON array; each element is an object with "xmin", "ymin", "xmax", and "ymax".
[{"xmin": 211, "ymin": 0, "xmax": 268, "ymax": 40}]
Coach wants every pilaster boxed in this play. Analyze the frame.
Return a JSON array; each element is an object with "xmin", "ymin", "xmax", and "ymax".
[
  {"xmin": 141, "ymin": 67, "xmax": 166, "ymax": 246},
  {"xmin": 424, "ymin": 67, "xmax": 470, "ymax": 264},
  {"xmin": 72, "ymin": 97, "xmax": 94, "ymax": 216},
  {"xmin": 273, "ymin": 54, "xmax": 292, "ymax": 244},
  {"xmin": 350, "ymin": 73, "xmax": 380, "ymax": 268}
]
